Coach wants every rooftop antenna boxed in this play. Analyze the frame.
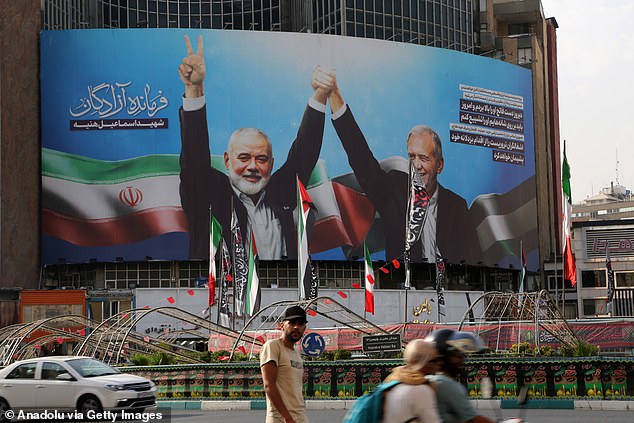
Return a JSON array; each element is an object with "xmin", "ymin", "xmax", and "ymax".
[{"xmin": 616, "ymin": 148, "xmax": 621, "ymax": 185}]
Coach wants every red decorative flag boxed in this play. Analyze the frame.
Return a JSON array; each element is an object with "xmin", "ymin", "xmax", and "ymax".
[
  {"xmin": 143, "ymin": 305, "xmax": 150, "ymax": 309},
  {"xmin": 78, "ymin": 328, "xmax": 86, "ymax": 336},
  {"xmin": 56, "ymin": 337, "xmax": 64, "ymax": 344},
  {"xmin": 337, "ymin": 291, "xmax": 347, "ymax": 299},
  {"xmin": 352, "ymin": 283, "xmax": 361, "ymax": 289},
  {"xmin": 219, "ymin": 355, "xmax": 230, "ymax": 361},
  {"xmin": 143, "ymin": 336, "xmax": 150, "ymax": 342},
  {"xmin": 391, "ymin": 258, "xmax": 401, "ymax": 269},
  {"xmin": 122, "ymin": 313, "xmax": 129, "ymax": 318},
  {"xmin": 167, "ymin": 296, "xmax": 175, "ymax": 304},
  {"xmin": 307, "ymin": 309, "xmax": 317, "ymax": 316},
  {"xmin": 226, "ymin": 274, "xmax": 233, "ymax": 282},
  {"xmin": 324, "ymin": 299, "xmax": 332, "ymax": 304},
  {"xmin": 364, "ymin": 243, "xmax": 375, "ymax": 314},
  {"xmin": 379, "ymin": 267, "xmax": 389, "ymax": 274},
  {"xmin": 255, "ymin": 335, "xmax": 265, "ymax": 344},
  {"xmin": 187, "ymin": 289, "xmax": 195, "ymax": 296},
  {"xmin": 237, "ymin": 345, "xmax": 247, "ymax": 355}
]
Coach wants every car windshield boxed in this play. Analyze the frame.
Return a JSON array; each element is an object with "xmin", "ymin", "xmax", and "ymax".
[{"xmin": 66, "ymin": 358, "xmax": 121, "ymax": 378}]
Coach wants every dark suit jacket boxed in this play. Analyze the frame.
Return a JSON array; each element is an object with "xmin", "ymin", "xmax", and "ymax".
[
  {"xmin": 332, "ymin": 106, "xmax": 481, "ymax": 264},
  {"xmin": 179, "ymin": 104, "xmax": 324, "ymax": 259}
]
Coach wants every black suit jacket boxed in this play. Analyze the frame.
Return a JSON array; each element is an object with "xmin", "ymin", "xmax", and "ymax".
[
  {"xmin": 179, "ymin": 104, "xmax": 324, "ymax": 259},
  {"xmin": 332, "ymin": 106, "xmax": 481, "ymax": 264}
]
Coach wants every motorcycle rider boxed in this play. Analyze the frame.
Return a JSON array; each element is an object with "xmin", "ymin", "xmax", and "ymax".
[{"xmin": 425, "ymin": 329, "xmax": 495, "ymax": 423}]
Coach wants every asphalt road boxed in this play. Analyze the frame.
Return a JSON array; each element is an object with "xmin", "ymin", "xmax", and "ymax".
[{"xmin": 161, "ymin": 408, "xmax": 633, "ymax": 423}]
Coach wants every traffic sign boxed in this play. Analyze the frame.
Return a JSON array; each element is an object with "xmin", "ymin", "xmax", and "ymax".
[{"xmin": 302, "ymin": 332, "xmax": 326, "ymax": 357}]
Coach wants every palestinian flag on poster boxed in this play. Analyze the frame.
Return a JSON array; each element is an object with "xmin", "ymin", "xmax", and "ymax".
[
  {"xmin": 298, "ymin": 177, "xmax": 316, "ymax": 300},
  {"xmin": 208, "ymin": 213, "xmax": 222, "ymax": 306},
  {"xmin": 364, "ymin": 242, "xmax": 375, "ymax": 315},
  {"xmin": 561, "ymin": 142, "xmax": 577, "ymax": 286},
  {"xmin": 245, "ymin": 230, "xmax": 261, "ymax": 316},
  {"xmin": 42, "ymin": 148, "xmax": 187, "ymax": 246}
]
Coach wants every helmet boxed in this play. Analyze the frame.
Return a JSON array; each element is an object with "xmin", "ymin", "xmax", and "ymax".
[
  {"xmin": 447, "ymin": 331, "xmax": 485, "ymax": 354},
  {"xmin": 424, "ymin": 329, "xmax": 485, "ymax": 356}
]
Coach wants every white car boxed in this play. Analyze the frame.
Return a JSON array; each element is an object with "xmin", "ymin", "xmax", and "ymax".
[{"xmin": 0, "ymin": 356, "xmax": 156, "ymax": 418}]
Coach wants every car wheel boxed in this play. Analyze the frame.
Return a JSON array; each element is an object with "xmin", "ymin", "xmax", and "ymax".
[
  {"xmin": 78, "ymin": 395, "xmax": 102, "ymax": 414},
  {"xmin": 0, "ymin": 399, "xmax": 10, "ymax": 423}
]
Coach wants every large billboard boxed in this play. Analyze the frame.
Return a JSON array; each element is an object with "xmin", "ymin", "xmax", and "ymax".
[{"xmin": 41, "ymin": 29, "xmax": 537, "ymax": 270}]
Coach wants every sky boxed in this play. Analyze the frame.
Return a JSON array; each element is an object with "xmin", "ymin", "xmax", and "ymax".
[{"xmin": 541, "ymin": 1, "xmax": 634, "ymax": 203}]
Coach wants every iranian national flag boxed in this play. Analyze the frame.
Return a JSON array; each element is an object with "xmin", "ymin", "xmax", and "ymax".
[
  {"xmin": 245, "ymin": 230, "xmax": 261, "ymax": 316},
  {"xmin": 364, "ymin": 242, "xmax": 375, "ymax": 314},
  {"xmin": 42, "ymin": 148, "xmax": 187, "ymax": 246},
  {"xmin": 561, "ymin": 143, "xmax": 577, "ymax": 286},
  {"xmin": 297, "ymin": 177, "xmax": 314, "ymax": 300},
  {"xmin": 208, "ymin": 214, "xmax": 222, "ymax": 306}
]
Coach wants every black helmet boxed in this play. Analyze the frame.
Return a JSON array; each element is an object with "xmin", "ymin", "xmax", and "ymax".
[{"xmin": 424, "ymin": 329, "xmax": 485, "ymax": 356}]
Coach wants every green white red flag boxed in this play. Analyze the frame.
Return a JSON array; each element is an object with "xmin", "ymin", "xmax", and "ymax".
[
  {"xmin": 562, "ymin": 142, "xmax": 577, "ymax": 286},
  {"xmin": 245, "ymin": 229, "xmax": 260, "ymax": 316},
  {"xmin": 208, "ymin": 213, "xmax": 222, "ymax": 306},
  {"xmin": 364, "ymin": 242, "xmax": 375, "ymax": 314}
]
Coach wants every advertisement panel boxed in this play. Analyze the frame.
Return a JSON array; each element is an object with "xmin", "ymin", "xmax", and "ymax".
[{"xmin": 41, "ymin": 29, "xmax": 537, "ymax": 269}]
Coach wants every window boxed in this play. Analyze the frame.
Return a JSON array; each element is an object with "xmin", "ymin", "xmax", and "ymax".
[
  {"xmin": 583, "ymin": 298, "xmax": 608, "ymax": 317},
  {"xmin": 6, "ymin": 363, "xmax": 37, "ymax": 379},
  {"xmin": 41, "ymin": 362, "xmax": 69, "ymax": 380},
  {"xmin": 517, "ymin": 47, "xmax": 532, "ymax": 64},
  {"xmin": 616, "ymin": 272, "xmax": 634, "ymax": 287},
  {"xmin": 581, "ymin": 270, "xmax": 606, "ymax": 288}
]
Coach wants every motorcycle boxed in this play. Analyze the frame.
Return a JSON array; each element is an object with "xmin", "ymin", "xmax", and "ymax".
[{"xmin": 480, "ymin": 377, "xmax": 529, "ymax": 423}]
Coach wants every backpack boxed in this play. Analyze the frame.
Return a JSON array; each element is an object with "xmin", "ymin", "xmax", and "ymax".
[{"xmin": 342, "ymin": 380, "xmax": 400, "ymax": 423}]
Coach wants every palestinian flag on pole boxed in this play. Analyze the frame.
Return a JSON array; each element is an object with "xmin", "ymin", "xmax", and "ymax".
[
  {"xmin": 606, "ymin": 247, "xmax": 615, "ymax": 315},
  {"xmin": 562, "ymin": 142, "xmax": 577, "ymax": 286},
  {"xmin": 297, "ymin": 176, "xmax": 315, "ymax": 300},
  {"xmin": 208, "ymin": 213, "xmax": 222, "ymax": 306},
  {"xmin": 245, "ymin": 229, "xmax": 261, "ymax": 316},
  {"xmin": 364, "ymin": 242, "xmax": 375, "ymax": 314}
]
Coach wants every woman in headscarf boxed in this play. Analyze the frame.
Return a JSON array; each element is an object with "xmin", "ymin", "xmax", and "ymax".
[{"xmin": 382, "ymin": 339, "xmax": 443, "ymax": 423}]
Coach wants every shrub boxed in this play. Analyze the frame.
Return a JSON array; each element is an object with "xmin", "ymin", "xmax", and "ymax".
[
  {"xmin": 150, "ymin": 352, "xmax": 177, "ymax": 365},
  {"xmin": 129, "ymin": 353, "xmax": 151, "ymax": 366},
  {"xmin": 333, "ymin": 348, "xmax": 352, "ymax": 361}
]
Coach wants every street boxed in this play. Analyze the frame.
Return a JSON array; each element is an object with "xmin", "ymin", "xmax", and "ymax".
[{"xmin": 162, "ymin": 408, "xmax": 632, "ymax": 423}]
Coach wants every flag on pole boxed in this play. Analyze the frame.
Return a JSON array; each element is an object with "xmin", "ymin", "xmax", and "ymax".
[
  {"xmin": 231, "ymin": 207, "xmax": 248, "ymax": 316},
  {"xmin": 561, "ymin": 142, "xmax": 577, "ymax": 286},
  {"xmin": 208, "ymin": 213, "xmax": 222, "ymax": 306},
  {"xmin": 218, "ymin": 239, "xmax": 232, "ymax": 327},
  {"xmin": 405, "ymin": 160, "xmax": 430, "ymax": 253},
  {"xmin": 245, "ymin": 229, "xmax": 261, "ymax": 316},
  {"xmin": 606, "ymin": 247, "xmax": 615, "ymax": 315},
  {"xmin": 519, "ymin": 241, "xmax": 526, "ymax": 294},
  {"xmin": 364, "ymin": 242, "xmax": 375, "ymax": 314},
  {"xmin": 435, "ymin": 255, "xmax": 446, "ymax": 321},
  {"xmin": 405, "ymin": 160, "xmax": 430, "ymax": 288},
  {"xmin": 298, "ymin": 177, "xmax": 317, "ymax": 300}
]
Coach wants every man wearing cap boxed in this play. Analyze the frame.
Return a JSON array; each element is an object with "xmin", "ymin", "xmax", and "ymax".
[{"xmin": 260, "ymin": 306, "xmax": 308, "ymax": 423}]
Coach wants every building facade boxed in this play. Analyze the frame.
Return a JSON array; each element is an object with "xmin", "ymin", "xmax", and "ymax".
[{"xmin": 0, "ymin": 0, "xmax": 563, "ymax": 326}]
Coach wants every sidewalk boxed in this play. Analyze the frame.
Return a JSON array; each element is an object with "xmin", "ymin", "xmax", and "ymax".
[{"xmin": 157, "ymin": 398, "xmax": 634, "ymax": 411}]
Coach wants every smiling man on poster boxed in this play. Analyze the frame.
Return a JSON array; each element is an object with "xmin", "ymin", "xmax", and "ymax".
[{"xmin": 178, "ymin": 35, "xmax": 334, "ymax": 260}]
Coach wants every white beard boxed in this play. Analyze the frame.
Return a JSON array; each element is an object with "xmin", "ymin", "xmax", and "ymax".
[{"xmin": 228, "ymin": 169, "xmax": 270, "ymax": 196}]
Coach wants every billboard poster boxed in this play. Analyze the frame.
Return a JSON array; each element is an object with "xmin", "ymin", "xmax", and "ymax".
[{"xmin": 41, "ymin": 29, "xmax": 537, "ymax": 270}]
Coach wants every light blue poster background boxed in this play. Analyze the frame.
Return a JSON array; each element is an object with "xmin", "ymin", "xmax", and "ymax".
[{"xmin": 41, "ymin": 29, "xmax": 536, "ymax": 267}]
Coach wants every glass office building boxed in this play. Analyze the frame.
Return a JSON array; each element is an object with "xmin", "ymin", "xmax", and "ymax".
[{"xmin": 42, "ymin": 0, "xmax": 477, "ymax": 51}]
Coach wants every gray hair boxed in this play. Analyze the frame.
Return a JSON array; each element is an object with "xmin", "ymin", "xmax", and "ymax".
[
  {"xmin": 227, "ymin": 127, "xmax": 272, "ymax": 156},
  {"xmin": 407, "ymin": 125, "xmax": 443, "ymax": 161}
]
